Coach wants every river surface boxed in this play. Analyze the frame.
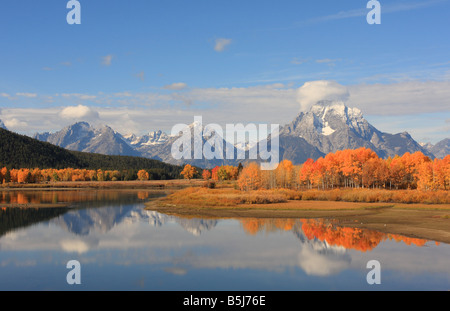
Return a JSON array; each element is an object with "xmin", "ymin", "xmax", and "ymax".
[{"xmin": 0, "ymin": 189, "xmax": 449, "ymax": 291}]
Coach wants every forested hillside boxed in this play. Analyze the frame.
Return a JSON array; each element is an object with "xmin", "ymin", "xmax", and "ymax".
[{"xmin": 0, "ymin": 128, "xmax": 182, "ymax": 179}]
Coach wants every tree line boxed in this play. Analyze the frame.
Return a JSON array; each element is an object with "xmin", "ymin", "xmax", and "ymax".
[
  {"xmin": 194, "ymin": 148, "xmax": 449, "ymax": 191},
  {"xmin": 0, "ymin": 128, "xmax": 183, "ymax": 181},
  {"xmin": 0, "ymin": 167, "xmax": 177, "ymax": 183}
]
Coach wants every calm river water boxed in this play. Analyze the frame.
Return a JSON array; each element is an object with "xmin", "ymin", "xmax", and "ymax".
[{"xmin": 0, "ymin": 189, "xmax": 449, "ymax": 291}]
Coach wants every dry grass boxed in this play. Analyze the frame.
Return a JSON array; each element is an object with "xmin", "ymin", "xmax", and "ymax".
[
  {"xmin": 160, "ymin": 185, "xmax": 450, "ymax": 210},
  {"xmin": 297, "ymin": 188, "xmax": 450, "ymax": 204},
  {"xmin": 163, "ymin": 187, "xmax": 289, "ymax": 207},
  {"xmin": 0, "ymin": 179, "xmax": 204, "ymax": 190}
]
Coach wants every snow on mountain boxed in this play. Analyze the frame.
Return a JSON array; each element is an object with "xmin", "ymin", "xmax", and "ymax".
[
  {"xmin": 280, "ymin": 100, "xmax": 433, "ymax": 160},
  {"xmin": 33, "ymin": 122, "xmax": 139, "ymax": 156},
  {"xmin": 30, "ymin": 100, "xmax": 443, "ymax": 167},
  {"xmin": 124, "ymin": 130, "xmax": 169, "ymax": 147}
]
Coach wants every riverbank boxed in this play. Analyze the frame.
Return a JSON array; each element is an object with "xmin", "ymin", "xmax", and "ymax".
[
  {"xmin": 145, "ymin": 185, "xmax": 450, "ymax": 244},
  {"xmin": 0, "ymin": 179, "xmax": 204, "ymax": 190},
  {"xmin": 2, "ymin": 180, "xmax": 450, "ymax": 243}
]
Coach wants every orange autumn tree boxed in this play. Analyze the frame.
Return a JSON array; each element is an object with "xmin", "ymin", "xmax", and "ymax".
[
  {"xmin": 137, "ymin": 169, "xmax": 150, "ymax": 181},
  {"xmin": 298, "ymin": 158, "xmax": 315, "ymax": 189},
  {"xmin": 275, "ymin": 159, "xmax": 294, "ymax": 189},
  {"xmin": 202, "ymin": 169, "xmax": 211, "ymax": 180},
  {"xmin": 238, "ymin": 162, "xmax": 261, "ymax": 191},
  {"xmin": 433, "ymin": 155, "xmax": 450, "ymax": 190},
  {"xmin": 180, "ymin": 164, "xmax": 197, "ymax": 180},
  {"xmin": 211, "ymin": 166, "xmax": 220, "ymax": 181},
  {"xmin": 217, "ymin": 165, "xmax": 239, "ymax": 181},
  {"xmin": 0, "ymin": 167, "xmax": 8, "ymax": 183},
  {"xmin": 294, "ymin": 148, "xmax": 450, "ymax": 191}
]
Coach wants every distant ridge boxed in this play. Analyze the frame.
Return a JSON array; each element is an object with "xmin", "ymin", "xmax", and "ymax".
[
  {"xmin": 0, "ymin": 128, "xmax": 182, "ymax": 178},
  {"xmin": 33, "ymin": 122, "xmax": 139, "ymax": 157},
  {"xmin": 30, "ymin": 101, "xmax": 447, "ymax": 167}
]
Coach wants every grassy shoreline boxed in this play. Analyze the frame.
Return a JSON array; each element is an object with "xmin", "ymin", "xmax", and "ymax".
[
  {"xmin": 0, "ymin": 179, "xmax": 205, "ymax": 190},
  {"xmin": 2, "ymin": 179, "xmax": 450, "ymax": 243},
  {"xmin": 144, "ymin": 182, "xmax": 450, "ymax": 244},
  {"xmin": 146, "ymin": 199, "xmax": 450, "ymax": 244}
]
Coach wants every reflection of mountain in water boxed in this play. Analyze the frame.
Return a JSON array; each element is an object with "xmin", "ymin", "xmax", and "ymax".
[
  {"xmin": 53, "ymin": 205, "xmax": 136, "ymax": 235},
  {"xmin": 175, "ymin": 218, "xmax": 218, "ymax": 236},
  {"xmin": 53, "ymin": 203, "xmax": 218, "ymax": 237},
  {"xmin": 123, "ymin": 209, "xmax": 169, "ymax": 227},
  {"xmin": 49, "ymin": 191, "xmax": 174, "ymax": 236},
  {"xmin": 292, "ymin": 224, "xmax": 351, "ymax": 276},
  {"xmin": 123, "ymin": 209, "xmax": 218, "ymax": 235}
]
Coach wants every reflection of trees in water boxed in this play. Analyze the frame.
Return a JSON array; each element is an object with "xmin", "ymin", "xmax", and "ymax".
[
  {"xmin": 238, "ymin": 218, "xmax": 430, "ymax": 276},
  {"xmin": 0, "ymin": 207, "xmax": 68, "ymax": 237},
  {"xmin": 293, "ymin": 225, "xmax": 351, "ymax": 276},
  {"xmin": 0, "ymin": 190, "xmax": 167, "ymax": 237},
  {"xmin": 239, "ymin": 218, "xmax": 428, "ymax": 251},
  {"xmin": 240, "ymin": 218, "xmax": 298, "ymax": 235},
  {"xmin": 0, "ymin": 190, "xmax": 166, "ymax": 206},
  {"xmin": 300, "ymin": 219, "xmax": 429, "ymax": 250},
  {"xmin": 1, "ymin": 190, "xmax": 431, "ymax": 253},
  {"xmin": 300, "ymin": 219, "xmax": 385, "ymax": 252}
]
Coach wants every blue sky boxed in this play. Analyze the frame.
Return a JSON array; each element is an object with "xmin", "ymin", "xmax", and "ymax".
[{"xmin": 0, "ymin": 0, "xmax": 449, "ymax": 143}]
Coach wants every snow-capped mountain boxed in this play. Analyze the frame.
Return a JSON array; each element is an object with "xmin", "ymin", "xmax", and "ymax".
[
  {"xmin": 33, "ymin": 122, "xmax": 139, "ymax": 156},
  {"xmin": 124, "ymin": 130, "xmax": 169, "ymax": 147},
  {"xmin": 31, "ymin": 101, "xmax": 445, "ymax": 167},
  {"xmin": 139, "ymin": 120, "xmax": 238, "ymax": 168},
  {"xmin": 280, "ymin": 100, "xmax": 434, "ymax": 159}
]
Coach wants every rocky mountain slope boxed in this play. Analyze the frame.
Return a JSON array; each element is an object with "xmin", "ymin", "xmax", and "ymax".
[{"xmin": 32, "ymin": 101, "xmax": 446, "ymax": 167}]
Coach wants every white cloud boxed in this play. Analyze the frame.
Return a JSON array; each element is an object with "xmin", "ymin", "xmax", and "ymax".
[
  {"xmin": 214, "ymin": 38, "xmax": 232, "ymax": 52},
  {"xmin": 291, "ymin": 57, "xmax": 309, "ymax": 65},
  {"xmin": 135, "ymin": 71, "xmax": 145, "ymax": 81},
  {"xmin": 347, "ymin": 80, "xmax": 450, "ymax": 116},
  {"xmin": 2, "ymin": 79, "xmax": 449, "ymax": 143},
  {"xmin": 298, "ymin": 245, "xmax": 350, "ymax": 276},
  {"xmin": 316, "ymin": 58, "xmax": 334, "ymax": 63},
  {"xmin": 59, "ymin": 105, "xmax": 99, "ymax": 121},
  {"xmin": 296, "ymin": 80, "xmax": 349, "ymax": 111},
  {"xmin": 4, "ymin": 118, "xmax": 28, "ymax": 129},
  {"xmin": 61, "ymin": 93, "xmax": 97, "ymax": 101},
  {"xmin": 114, "ymin": 92, "xmax": 133, "ymax": 97},
  {"xmin": 16, "ymin": 92, "xmax": 37, "ymax": 98},
  {"xmin": 0, "ymin": 93, "xmax": 10, "ymax": 98},
  {"xmin": 303, "ymin": 0, "xmax": 447, "ymax": 25},
  {"xmin": 163, "ymin": 82, "xmax": 188, "ymax": 90},
  {"xmin": 101, "ymin": 54, "xmax": 114, "ymax": 66},
  {"xmin": 60, "ymin": 240, "xmax": 90, "ymax": 254}
]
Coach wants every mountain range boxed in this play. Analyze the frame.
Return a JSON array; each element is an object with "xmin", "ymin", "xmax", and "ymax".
[
  {"xmin": 0, "ymin": 126, "xmax": 182, "ymax": 178},
  {"xmin": 33, "ymin": 122, "xmax": 140, "ymax": 157},
  {"xmin": 28, "ymin": 101, "xmax": 448, "ymax": 168}
]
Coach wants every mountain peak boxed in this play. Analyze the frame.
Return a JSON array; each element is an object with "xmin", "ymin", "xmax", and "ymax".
[
  {"xmin": 67, "ymin": 121, "xmax": 91, "ymax": 129},
  {"xmin": 280, "ymin": 100, "xmax": 435, "ymax": 159},
  {"xmin": 0, "ymin": 120, "xmax": 7, "ymax": 130},
  {"xmin": 310, "ymin": 100, "xmax": 363, "ymax": 121},
  {"xmin": 34, "ymin": 121, "xmax": 139, "ymax": 156}
]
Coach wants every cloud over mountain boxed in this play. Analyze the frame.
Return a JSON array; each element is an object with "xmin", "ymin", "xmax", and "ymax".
[
  {"xmin": 297, "ymin": 80, "xmax": 349, "ymax": 111},
  {"xmin": 59, "ymin": 105, "xmax": 100, "ymax": 122}
]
